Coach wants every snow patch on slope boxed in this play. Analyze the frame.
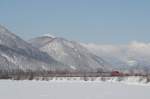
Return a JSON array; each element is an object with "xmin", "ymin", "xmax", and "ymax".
[
  {"xmin": 30, "ymin": 36, "xmax": 111, "ymax": 72},
  {"xmin": 43, "ymin": 33, "xmax": 56, "ymax": 38}
]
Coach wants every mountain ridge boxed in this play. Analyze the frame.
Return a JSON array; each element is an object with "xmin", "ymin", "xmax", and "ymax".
[
  {"xmin": 30, "ymin": 36, "xmax": 111, "ymax": 72},
  {"xmin": 0, "ymin": 25, "xmax": 70, "ymax": 72}
]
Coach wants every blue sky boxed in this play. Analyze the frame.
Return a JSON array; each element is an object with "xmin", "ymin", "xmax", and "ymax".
[{"xmin": 0, "ymin": 0, "xmax": 150, "ymax": 44}]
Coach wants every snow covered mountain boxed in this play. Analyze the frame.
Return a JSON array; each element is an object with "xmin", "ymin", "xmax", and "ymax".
[
  {"xmin": 82, "ymin": 42, "xmax": 150, "ymax": 74},
  {"xmin": 30, "ymin": 35, "xmax": 111, "ymax": 72},
  {"xmin": 1, "ymin": 24, "xmax": 149, "ymax": 75},
  {"xmin": 0, "ymin": 25, "xmax": 68, "ymax": 72}
]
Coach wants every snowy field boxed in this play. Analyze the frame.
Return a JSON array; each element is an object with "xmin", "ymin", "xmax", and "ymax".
[{"xmin": 0, "ymin": 78, "xmax": 150, "ymax": 99}]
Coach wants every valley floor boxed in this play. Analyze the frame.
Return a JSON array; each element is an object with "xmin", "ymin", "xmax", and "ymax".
[{"xmin": 0, "ymin": 79, "xmax": 150, "ymax": 99}]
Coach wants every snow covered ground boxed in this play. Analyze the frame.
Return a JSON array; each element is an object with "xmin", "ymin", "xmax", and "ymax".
[{"xmin": 0, "ymin": 79, "xmax": 150, "ymax": 99}]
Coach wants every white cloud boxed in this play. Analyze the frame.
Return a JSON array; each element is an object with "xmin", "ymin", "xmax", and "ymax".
[{"xmin": 83, "ymin": 41, "xmax": 150, "ymax": 67}]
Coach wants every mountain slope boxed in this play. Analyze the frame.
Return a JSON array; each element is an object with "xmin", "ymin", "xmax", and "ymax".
[
  {"xmin": 0, "ymin": 25, "xmax": 68, "ymax": 72},
  {"xmin": 30, "ymin": 36, "xmax": 111, "ymax": 72}
]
